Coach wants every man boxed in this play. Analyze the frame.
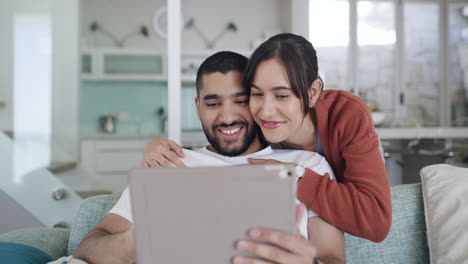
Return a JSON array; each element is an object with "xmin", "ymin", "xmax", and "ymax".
[{"xmin": 72, "ymin": 52, "xmax": 344, "ymax": 264}]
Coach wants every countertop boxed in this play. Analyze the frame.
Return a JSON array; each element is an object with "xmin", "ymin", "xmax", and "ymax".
[
  {"xmin": 81, "ymin": 127, "xmax": 468, "ymax": 142},
  {"xmin": 80, "ymin": 131, "xmax": 208, "ymax": 148}
]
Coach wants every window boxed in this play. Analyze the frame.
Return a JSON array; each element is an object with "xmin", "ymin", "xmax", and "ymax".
[
  {"xmin": 309, "ymin": 0, "xmax": 468, "ymax": 128},
  {"xmin": 449, "ymin": 3, "xmax": 468, "ymax": 127},
  {"xmin": 309, "ymin": 0, "xmax": 350, "ymax": 91},
  {"xmin": 13, "ymin": 14, "xmax": 52, "ymax": 182},
  {"xmin": 357, "ymin": 1, "xmax": 396, "ymax": 118}
]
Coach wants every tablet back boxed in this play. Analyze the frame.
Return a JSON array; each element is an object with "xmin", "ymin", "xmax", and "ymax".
[{"xmin": 129, "ymin": 164, "xmax": 297, "ymax": 264}]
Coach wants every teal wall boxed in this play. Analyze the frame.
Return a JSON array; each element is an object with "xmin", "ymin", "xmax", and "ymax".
[{"xmin": 80, "ymin": 81, "xmax": 201, "ymax": 134}]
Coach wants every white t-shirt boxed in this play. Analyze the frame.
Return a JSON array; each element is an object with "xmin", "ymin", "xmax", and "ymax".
[{"xmin": 108, "ymin": 146, "xmax": 335, "ymax": 237}]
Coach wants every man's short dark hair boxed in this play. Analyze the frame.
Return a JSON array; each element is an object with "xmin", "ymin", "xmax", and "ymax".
[{"xmin": 196, "ymin": 51, "xmax": 248, "ymax": 97}]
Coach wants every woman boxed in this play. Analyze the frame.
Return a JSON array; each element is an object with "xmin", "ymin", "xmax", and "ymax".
[
  {"xmin": 243, "ymin": 33, "xmax": 391, "ymax": 242},
  {"xmin": 142, "ymin": 33, "xmax": 391, "ymax": 242}
]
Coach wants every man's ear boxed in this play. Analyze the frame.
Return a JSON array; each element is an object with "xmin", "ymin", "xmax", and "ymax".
[
  {"xmin": 308, "ymin": 78, "xmax": 323, "ymax": 108},
  {"xmin": 195, "ymin": 96, "xmax": 201, "ymax": 120}
]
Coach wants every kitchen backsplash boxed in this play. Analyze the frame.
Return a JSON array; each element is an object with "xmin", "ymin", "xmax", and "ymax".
[{"xmin": 80, "ymin": 81, "xmax": 201, "ymax": 134}]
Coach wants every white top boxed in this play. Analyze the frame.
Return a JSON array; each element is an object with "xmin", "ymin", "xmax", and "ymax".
[{"xmin": 109, "ymin": 146, "xmax": 335, "ymax": 237}]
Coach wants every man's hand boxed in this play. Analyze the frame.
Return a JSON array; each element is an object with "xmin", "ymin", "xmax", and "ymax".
[
  {"xmin": 141, "ymin": 139, "xmax": 186, "ymax": 168},
  {"xmin": 232, "ymin": 204, "xmax": 317, "ymax": 264}
]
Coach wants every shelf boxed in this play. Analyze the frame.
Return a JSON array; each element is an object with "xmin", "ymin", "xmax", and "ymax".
[
  {"xmin": 81, "ymin": 74, "xmax": 167, "ymax": 82},
  {"xmin": 81, "ymin": 74, "xmax": 196, "ymax": 83},
  {"xmin": 80, "ymin": 48, "xmax": 252, "ymax": 82}
]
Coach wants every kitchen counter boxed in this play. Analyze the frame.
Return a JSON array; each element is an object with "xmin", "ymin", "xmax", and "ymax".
[
  {"xmin": 82, "ymin": 127, "xmax": 468, "ymax": 143},
  {"xmin": 80, "ymin": 131, "xmax": 208, "ymax": 148},
  {"xmin": 376, "ymin": 127, "xmax": 468, "ymax": 139}
]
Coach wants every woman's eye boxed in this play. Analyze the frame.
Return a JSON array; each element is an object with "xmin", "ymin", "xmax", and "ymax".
[
  {"xmin": 251, "ymin": 93, "xmax": 263, "ymax": 97},
  {"xmin": 276, "ymin": 95, "xmax": 289, "ymax": 99}
]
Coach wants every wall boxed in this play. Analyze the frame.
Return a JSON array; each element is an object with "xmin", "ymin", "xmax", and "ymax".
[
  {"xmin": 81, "ymin": 82, "xmax": 200, "ymax": 134},
  {"xmin": 79, "ymin": 0, "xmax": 305, "ymax": 135},
  {"xmin": 80, "ymin": 0, "xmax": 288, "ymax": 50},
  {"xmin": 51, "ymin": 0, "xmax": 80, "ymax": 162}
]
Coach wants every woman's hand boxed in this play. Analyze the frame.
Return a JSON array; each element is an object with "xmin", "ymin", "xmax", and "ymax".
[
  {"xmin": 141, "ymin": 139, "xmax": 186, "ymax": 168},
  {"xmin": 232, "ymin": 205, "xmax": 317, "ymax": 264},
  {"xmin": 248, "ymin": 158, "xmax": 297, "ymax": 167}
]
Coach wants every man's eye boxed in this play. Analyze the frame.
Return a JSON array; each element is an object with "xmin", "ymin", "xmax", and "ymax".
[
  {"xmin": 235, "ymin": 100, "xmax": 249, "ymax": 104},
  {"xmin": 206, "ymin": 102, "xmax": 220, "ymax": 107}
]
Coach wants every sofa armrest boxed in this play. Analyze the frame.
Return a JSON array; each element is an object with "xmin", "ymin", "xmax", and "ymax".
[{"xmin": 0, "ymin": 227, "xmax": 70, "ymax": 260}]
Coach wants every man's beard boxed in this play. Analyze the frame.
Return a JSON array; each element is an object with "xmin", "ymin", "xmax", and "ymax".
[{"xmin": 202, "ymin": 121, "xmax": 259, "ymax": 157}]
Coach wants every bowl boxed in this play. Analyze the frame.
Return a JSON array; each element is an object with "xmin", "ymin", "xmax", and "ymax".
[{"xmin": 371, "ymin": 111, "xmax": 385, "ymax": 127}]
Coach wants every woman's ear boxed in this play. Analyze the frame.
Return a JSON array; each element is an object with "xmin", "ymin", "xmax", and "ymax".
[{"xmin": 308, "ymin": 78, "xmax": 323, "ymax": 108}]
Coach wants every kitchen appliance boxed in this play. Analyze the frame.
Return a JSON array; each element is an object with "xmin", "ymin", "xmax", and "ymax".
[{"xmin": 99, "ymin": 114, "xmax": 117, "ymax": 133}]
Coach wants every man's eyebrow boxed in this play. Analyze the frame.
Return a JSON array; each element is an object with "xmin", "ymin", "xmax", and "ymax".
[{"xmin": 203, "ymin": 94, "xmax": 220, "ymax": 100}]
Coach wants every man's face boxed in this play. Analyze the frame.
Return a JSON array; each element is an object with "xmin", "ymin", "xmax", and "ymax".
[{"xmin": 195, "ymin": 71, "xmax": 260, "ymax": 156}]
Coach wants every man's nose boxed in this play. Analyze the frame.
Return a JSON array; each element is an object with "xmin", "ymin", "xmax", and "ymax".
[{"xmin": 219, "ymin": 103, "xmax": 237, "ymax": 124}]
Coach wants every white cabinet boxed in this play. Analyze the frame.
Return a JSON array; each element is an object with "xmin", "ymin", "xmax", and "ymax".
[
  {"xmin": 79, "ymin": 132, "xmax": 207, "ymax": 193},
  {"xmin": 80, "ymin": 138, "xmax": 151, "ymax": 193},
  {"xmin": 81, "ymin": 49, "xmax": 166, "ymax": 81}
]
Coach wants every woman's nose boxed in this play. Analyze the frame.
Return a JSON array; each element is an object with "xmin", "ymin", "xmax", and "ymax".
[{"xmin": 259, "ymin": 96, "xmax": 276, "ymax": 118}]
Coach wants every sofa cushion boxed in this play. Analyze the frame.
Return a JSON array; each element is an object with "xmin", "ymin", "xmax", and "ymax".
[
  {"xmin": 0, "ymin": 227, "xmax": 69, "ymax": 260},
  {"xmin": 420, "ymin": 164, "xmax": 468, "ymax": 263},
  {"xmin": 345, "ymin": 183, "xmax": 429, "ymax": 263},
  {"xmin": 67, "ymin": 194, "xmax": 120, "ymax": 255},
  {"xmin": 0, "ymin": 242, "xmax": 52, "ymax": 264}
]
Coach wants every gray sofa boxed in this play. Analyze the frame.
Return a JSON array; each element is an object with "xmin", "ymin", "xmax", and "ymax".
[{"xmin": 0, "ymin": 183, "xmax": 429, "ymax": 263}]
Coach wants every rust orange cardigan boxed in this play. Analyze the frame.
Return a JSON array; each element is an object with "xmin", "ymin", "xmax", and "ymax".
[{"xmin": 298, "ymin": 90, "xmax": 392, "ymax": 242}]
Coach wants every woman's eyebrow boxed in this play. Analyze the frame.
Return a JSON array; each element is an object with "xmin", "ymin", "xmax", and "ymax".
[
  {"xmin": 251, "ymin": 84, "xmax": 291, "ymax": 91},
  {"xmin": 250, "ymin": 84, "xmax": 262, "ymax": 90},
  {"xmin": 233, "ymin": 91, "xmax": 249, "ymax": 97},
  {"xmin": 271, "ymin": 86, "xmax": 292, "ymax": 91}
]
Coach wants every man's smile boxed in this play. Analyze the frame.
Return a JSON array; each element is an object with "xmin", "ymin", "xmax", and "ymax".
[{"xmin": 217, "ymin": 124, "xmax": 243, "ymax": 141}]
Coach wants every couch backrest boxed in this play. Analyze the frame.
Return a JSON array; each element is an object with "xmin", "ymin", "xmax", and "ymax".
[
  {"xmin": 345, "ymin": 183, "xmax": 429, "ymax": 263},
  {"xmin": 67, "ymin": 194, "xmax": 120, "ymax": 255},
  {"xmin": 68, "ymin": 184, "xmax": 430, "ymax": 263}
]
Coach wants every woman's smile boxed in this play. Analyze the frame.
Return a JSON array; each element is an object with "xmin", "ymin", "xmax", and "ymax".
[{"xmin": 260, "ymin": 120, "xmax": 286, "ymax": 129}]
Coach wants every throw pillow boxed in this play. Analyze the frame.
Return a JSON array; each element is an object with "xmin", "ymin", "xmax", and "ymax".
[
  {"xmin": 420, "ymin": 164, "xmax": 468, "ymax": 264},
  {"xmin": 0, "ymin": 242, "xmax": 52, "ymax": 264}
]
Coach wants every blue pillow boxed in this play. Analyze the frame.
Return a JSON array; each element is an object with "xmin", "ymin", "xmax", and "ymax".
[{"xmin": 0, "ymin": 242, "xmax": 52, "ymax": 264}]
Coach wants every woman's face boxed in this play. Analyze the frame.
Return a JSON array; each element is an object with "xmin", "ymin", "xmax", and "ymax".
[{"xmin": 248, "ymin": 58, "xmax": 313, "ymax": 144}]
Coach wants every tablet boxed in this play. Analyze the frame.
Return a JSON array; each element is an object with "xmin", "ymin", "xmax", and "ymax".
[{"xmin": 128, "ymin": 164, "xmax": 297, "ymax": 264}]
